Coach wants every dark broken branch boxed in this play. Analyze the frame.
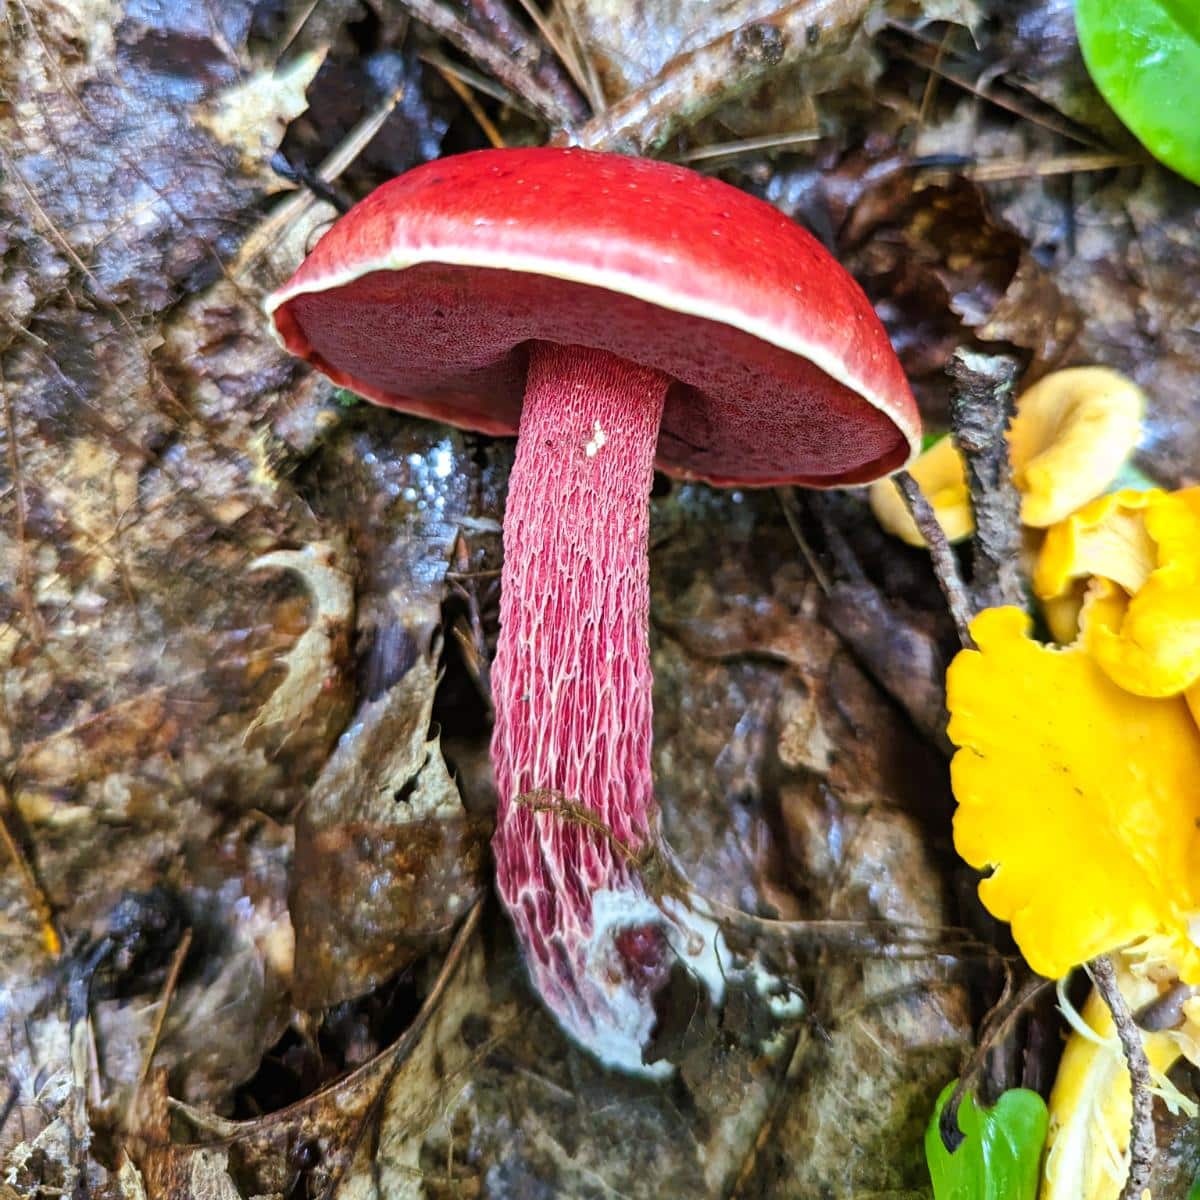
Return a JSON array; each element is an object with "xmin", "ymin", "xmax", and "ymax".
[{"xmin": 948, "ymin": 349, "xmax": 1023, "ymax": 611}]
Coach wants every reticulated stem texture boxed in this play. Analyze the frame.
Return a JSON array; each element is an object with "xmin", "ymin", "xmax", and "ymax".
[{"xmin": 491, "ymin": 342, "xmax": 669, "ymax": 1052}]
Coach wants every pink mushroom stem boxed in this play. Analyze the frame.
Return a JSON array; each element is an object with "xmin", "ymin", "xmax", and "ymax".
[{"xmin": 490, "ymin": 341, "xmax": 672, "ymax": 1047}]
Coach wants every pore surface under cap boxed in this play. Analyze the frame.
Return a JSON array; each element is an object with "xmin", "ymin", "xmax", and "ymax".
[{"xmin": 269, "ymin": 147, "xmax": 919, "ymax": 487}]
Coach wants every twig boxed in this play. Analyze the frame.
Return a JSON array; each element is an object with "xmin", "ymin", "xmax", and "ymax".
[
  {"xmin": 135, "ymin": 927, "xmax": 193, "ymax": 1089},
  {"xmin": 273, "ymin": 0, "xmax": 324, "ymax": 65},
  {"xmin": 938, "ymin": 974, "xmax": 1050, "ymax": 1152},
  {"xmin": 883, "ymin": 24, "xmax": 1106, "ymax": 151},
  {"xmin": 553, "ymin": 0, "xmax": 605, "ymax": 114},
  {"xmin": 0, "ymin": 786, "xmax": 60, "ymax": 957},
  {"xmin": 515, "ymin": 790, "xmax": 986, "ymax": 961},
  {"xmin": 964, "ymin": 152, "xmax": 1141, "ymax": 182},
  {"xmin": 400, "ymin": 0, "xmax": 575, "ymax": 131},
  {"xmin": 468, "ymin": 0, "xmax": 589, "ymax": 121},
  {"xmin": 1090, "ymin": 955, "xmax": 1156, "ymax": 1200},
  {"xmin": 321, "ymin": 899, "xmax": 484, "ymax": 1198},
  {"xmin": 509, "ymin": 0, "xmax": 592, "ymax": 118},
  {"xmin": 673, "ymin": 129, "xmax": 821, "ymax": 164},
  {"xmin": 419, "ymin": 47, "xmax": 527, "ymax": 108},
  {"xmin": 231, "ymin": 85, "xmax": 405, "ymax": 279},
  {"xmin": 948, "ymin": 350, "xmax": 1023, "ymax": 611},
  {"xmin": 433, "ymin": 62, "xmax": 507, "ymax": 147},
  {"xmin": 448, "ymin": 531, "xmax": 495, "ymax": 709},
  {"xmin": 776, "ymin": 486, "xmax": 831, "ymax": 594},
  {"xmin": 561, "ymin": 0, "xmax": 871, "ymax": 155},
  {"xmin": 894, "ymin": 470, "xmax": 974, "ymax": 647}
]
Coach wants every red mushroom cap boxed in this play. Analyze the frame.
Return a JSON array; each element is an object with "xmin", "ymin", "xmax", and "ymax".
[{"xmin": 267, "ymin": 147, "xmax": 918, "ymax": 487}]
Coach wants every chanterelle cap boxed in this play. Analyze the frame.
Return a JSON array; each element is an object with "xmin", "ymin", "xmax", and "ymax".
[{"xmin": 267, "ymin": 146, "xmax": 918, "ymax": 487}]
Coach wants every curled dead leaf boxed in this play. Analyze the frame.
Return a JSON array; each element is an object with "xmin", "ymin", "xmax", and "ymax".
[{"xmin": 244, "ymin": 540, "xmax": 354, "ymax": 755}]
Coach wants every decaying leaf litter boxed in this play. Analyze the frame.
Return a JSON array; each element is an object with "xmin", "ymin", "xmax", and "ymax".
[{"xmin": 0, "ymin": 0, "xmax": 1197, "ymax": 1196}]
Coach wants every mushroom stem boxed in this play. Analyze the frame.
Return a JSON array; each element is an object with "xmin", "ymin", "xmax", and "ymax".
[{"xmin": 491, "ymin": 342, "xmax": 671, "ymax": 1060}]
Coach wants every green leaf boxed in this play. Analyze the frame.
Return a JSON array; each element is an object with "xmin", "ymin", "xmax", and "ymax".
[
  {"xmin": 1075, "ymin": 0, "xmax": 1200, "ymax": 184},
  {"xmin": 922, "ymin": 431, "xmax": 949, "ymax": 452},
  {"xmin": 1188, "ymin": 1172, "xmax": 1200, "ymax": 1200},
  {"xmin": 925, "ymin": 1081, "xmax": 1049, "ymax": 1200},
  {"xmin": 333, "ymin": 388, "xmax": 361, "ymax": 409}
]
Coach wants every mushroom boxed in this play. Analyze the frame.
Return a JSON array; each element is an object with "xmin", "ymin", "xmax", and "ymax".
[
  {"xmin": 267, "ymin": 147, "xmax": 919, "ymax": 1073},
  {"xmin": 1007, "ymin": 366, "xmax": 1144, "ymax": 529},
  {"xmin": 869, "ymin": 367, "xmax": 1145, "ymax": 553}
]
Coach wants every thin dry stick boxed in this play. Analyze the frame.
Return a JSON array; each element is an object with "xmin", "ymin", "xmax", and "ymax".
[
  {"xmin": 938, "ymin": 974, "xmax": 1050, "ymax": 1152},
  {"xmin": 0, "ymin": 794, "xmax": 60, "ymax": 958},
  {"xmin": 419, "ymin": 47, "xmax": 527, "ymax": 107},
  {"xmin": 561, "ymin": 0, "xmax": 872, "ymax": 155},
  {"xmin": 776, "ymin": 486, "xmax": 831, "ymax": 594},
  {"xmin": 400, "ymin": 0, "xmax": 575, "ymax": 130},
  {"xmin": 273, "ymin": 0, "xmax": 324, "ymax": 64},
  {"xmin": 674, "ymin": 129, "xmax": 821, "ymax": 164},
  {"xmin": 230, "ymin": 85, "xmax": 405, "ymax": 279},
  {"xmin": 949, "ymin": 350, "xmax": 1023, "ymax": 611},
  {"xmin": 915, "ymin": 23, "xmax": 949, "ymax": 130},
  {"xmin": 135, "ymin": 927, "xmax": 193, "ymax": 1089},
  {"xmin": 511, "ymin": 0, "xmax": 592, "ymax": 116},
  {"xmin": 433, "ymin": 62, "xmax": 507, "ymax": 147},
  {"xmin": 965, "ymin": 152, "xmax": 1140, "ymax": 182},
  {"xmin": 515, "ymin": 790, "xmax": 983, "ymax": 960},
  {"xmin": 1090, "ymin": 955, "xmax": 1156, "ymax": 1199},
  {"xmin": 884, "ymin": 25, "xmax": 1106, "ymax": 151},
  {"xmin": 894, "ymin": 470, "xmax": 975, "ymax": 647},
  {"xmin": 553, "ymin": 0, "xmax": 605, "ymax": 114},
  {"xmin": 469, "ymin": 0, "xmax": 589, "ymax": 120}
]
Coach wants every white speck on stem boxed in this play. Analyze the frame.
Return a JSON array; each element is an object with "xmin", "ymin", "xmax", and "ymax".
[{"xmin": 584, "ymin": 420, "xmax": 607, "ymax": 458}]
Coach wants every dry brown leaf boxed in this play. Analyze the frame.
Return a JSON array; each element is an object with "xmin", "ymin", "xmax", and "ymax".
[
  {"xmin": 291, "ymin": 650, "xmax": 488, "ymax": 1009},
  {"xmin": 243, "ymin": 541, "xmax": 355, "ymax": 756}
]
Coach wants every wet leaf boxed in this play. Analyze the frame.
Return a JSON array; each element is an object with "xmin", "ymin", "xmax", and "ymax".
[
  {"xmin": 843, "ymin": 174, "xmax": 1080, "ymax": 423},
  {"xmin": 291, "ymin": 650, "xmax": 488, "ymax": 1008}
]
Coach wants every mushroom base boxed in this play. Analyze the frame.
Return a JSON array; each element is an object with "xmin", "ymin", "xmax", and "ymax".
[{"xmin": 491, "ymin": 343, "xmax": 704, "ymax": 1073}]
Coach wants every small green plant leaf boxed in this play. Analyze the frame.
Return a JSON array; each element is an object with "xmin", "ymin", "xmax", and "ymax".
[
  {"xmin": 1075, "ymin": 0, "xmax": 1200, "ymax": 184},
  {"xmin": 925, "ymin": 1081, "xmax": 1049, "ymax": 1200}
]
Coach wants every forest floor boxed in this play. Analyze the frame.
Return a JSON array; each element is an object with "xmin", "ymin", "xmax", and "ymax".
[{"xmin": 1, "ymin": 0, "xmax": 1198, "ymax": 1196}]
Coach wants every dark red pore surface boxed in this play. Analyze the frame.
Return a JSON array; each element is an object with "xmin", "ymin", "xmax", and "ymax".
[{"xmin": 279, "ymin": 264, "xmax": 909, "ymax": 487}]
